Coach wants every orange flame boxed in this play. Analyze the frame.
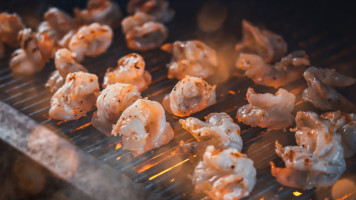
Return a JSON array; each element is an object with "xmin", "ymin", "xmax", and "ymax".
[{"xmin": 293, "ymin": 191, "xmax": 302, "ymax": 197}]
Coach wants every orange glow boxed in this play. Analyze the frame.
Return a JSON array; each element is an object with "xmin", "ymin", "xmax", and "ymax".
[
  {"xmin": 69, "ymin": 122, "xmax": 92, "ymax": 133},
  {"xmin": 290, "ymin": 86, "xmax": 305, "ymax": 95},
  {"xmin": 115, "ymin": 143, "xmax": 122, "ymax": 150},
  {"xmin": 149, "ymin": 158, "xmax": 189, "ymax": 180},
  {"xmin": 228, "ymin": 90, "xmax": 236, "ymax": 95},
  {"xmin": 135, "ymin": 153, "xmax": 174, "ymax": 173},
  {"xmin": 336, "ymin": 193, "xmax": 353, "ymax": 200},
  {"xmin": 56, "ymin": 121, "xmax": 65, "ymax": 125},
  {"xmin": 293, "ymin": 191, "xmax": 302, "ymax": 197},
  {"xmin": 295, "ymin": 100, "xmax": 303, "ymax": 106},
  {"xmin": 259, "ymin": 198, "xmax": 264, "ymax": 200},
  {"xmin": 116, "ymin": 156, "xmax": 122, "ymax": 160},
  {"xmin": 170, "ymin": 178, "xmax": 175, "ymax": 182}
]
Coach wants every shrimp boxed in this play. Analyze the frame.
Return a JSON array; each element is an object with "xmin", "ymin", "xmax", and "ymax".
[
  {"xmin": 38, "ymin": 7, "xmax": 77, "ymax": 42},
  {"xmin": 193, "ymin": 145, "xmax": 256, "ymax": 200},
  {"xmin": 58, "ymin": 30, "xmax": 76, "ymax": 48},
  {"xmin": 236, "ymin": 88, "xmax": 295, "ymax": 130},
  {"xmin": 46, "ymin": 70, "xmax": 65, "ymax": 93},
  {"xmin": 121, "ymin": 11, "xmax": 168, "ymax": 51},
  {"xmin": 271, "ymin": 111, "xmax": 347, "ymax": 189},
  {"xmin": 176, "ymin": 113, "xmax": 242, "ymax": 156},
  {"xmin": 69, "ymin": 23, "xmax": 113, "ymax": 62},
  {"xmin": 302, "ymin": 66, "xmax": 356, "ymax": 112},
  {"xmin": 74, "ymin": 0, "xmax": 122, "ymax": 28},
  {"xmin": 235, "ymin": 20, "xmax": 287, "ymax": 63},
  {"xmin": 161, "ymin": 40, "xmax": 218, "ymax": 80},
  {"xmin": 320, "ymin": 111, "xmax": 356, "ymax": 158},
  {"xmin": 162, "ymin": 76, "xmax": 216, "ymax": 117},
  {"xmin": 0, "ymin": 12, "xmax": 25, "ymax": 48},
  {"xmin": 127, "ymin": 0, "xmax": 175, "ymax": 23},
  {"xmin": 103, "ymin": 53, "xmax": 152, "ymax": 91},
  {"xmin": 9, "ymin": 29, "xmax": 46, "ymax": 76},
  {"xmin": 45, "ymin": 48, "xmax": 88, "ymax": 92},
  {"xmin": 111, "ymin": 99, "xmax": 174, "ymax": 155},
  {"xmin": 236, "ymin": 51, "xmax": 310, "ymax": 88},
  {"xmin": 49, "ymin": 72, "xmax": 100, "ymax": 121},
  {"xmin": 92, "ymin": 83, "xmax": 141, "ymax": 135}
]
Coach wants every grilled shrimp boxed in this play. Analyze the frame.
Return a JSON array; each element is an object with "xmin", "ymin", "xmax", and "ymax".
[
  {"xmin": 193, "ymin": 145, "xmax": 256, "ymax": 200},
  {"xmin": 0, "ymin": 12, "xmax": 25, "ymax": 48},
  {"xmin": 127, "ymin": 0, "xmax": 175, "ymax": 23},
  {"xmin": 46, "ymin": 71, "xmax": 65, "ymax": 93},
  {"xmin": 236, "ymin": 51, "xmax": 310, "ymax": 88},
  {"xmin": 236, "ymin": 88, "xmax": 295, "ymax": 130},
  {"xmin": 162, "ymin": 76, "xmax": 216, "ymax": 117},
  {"xmin": 121, "ymin": 11, "xmax": 168, "ymax": 51},
  {"xmin": 45, "ymin": 48, "xmax": 88, "ymax": 92},
  {"xmin": 111, "ymin": 99, "xmax": 174, "ymax": 155},
  {"xmin": 103, "ymin": 53, "xmax": 152, "ymax": 91},
  {"xmin": 10, "ymin": 29, "xmax": 46, "ymax": 75},
  {"xmin": 302, "ymin": 66, "xmax": 356, "ymax": 112},
  {"xmin": 49, "ymin": 72, "xmax": 100, "ymax": 121},
  {"xmin": 235, "ymin": 20, "xmax": 287, "ymax": 63},
  {"xmin": 176, "ymin": 113, "xmax": 242, "ymax": 156},
  {"xmin": 38, "ymin": 7, "xmax": 77, "ymax": 42},
  {"xmin": 161, "ymin": 40, "xmax": 218, "ymax": 80},
  {"xmin": 74, "ymin": 0, "xmax": 122, "ymax": 28},
  {"xmin": 271, "ymin": 111, "xmax": 347, "ymax": 189},
  {"xmin": 321, "ymin": 111, "xmax": 356, "ymax": 158},
  {"xmin": 92, "ymin": 83, "xmax": 141, "ymax": 135},
  {"xmin": 58, "ymin": 30, "xmax": 76, "ymax": 48},
  {"xmin": 69, "ymin": 23, "xmax": 113, "ymax": 62}
]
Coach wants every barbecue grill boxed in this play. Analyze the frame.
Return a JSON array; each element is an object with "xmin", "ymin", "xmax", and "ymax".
[{"xmin": 0, "ymin": 0, "xmax": 355, "ymax": 199}]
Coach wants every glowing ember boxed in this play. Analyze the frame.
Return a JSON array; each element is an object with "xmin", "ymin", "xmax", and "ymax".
[
  {"xmin": 116, "ymin": 156, "xmax": 122, "ymax": 160},
  {"xmin": 228, "ymin": 90, "xmax": 236, "ymax": 95},
  {"xmin": 115, "ymin": 143, "xmax": 122, "ymax": 150},
  {"xmin": 170, "ymin": 178, "xmax": 175, "ymax": 182},
  {"xmin": 149, "ymin": 158, "xmax": 190, "ymax": 180},
  {"xmin": 293, "ymin": 191, "xmax": 302, "ymax": 197}
]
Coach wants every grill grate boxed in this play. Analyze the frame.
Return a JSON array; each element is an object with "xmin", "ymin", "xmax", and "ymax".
[{"xmin": 0, "ymin": 1, "xmax": 356, "ymax": 199}]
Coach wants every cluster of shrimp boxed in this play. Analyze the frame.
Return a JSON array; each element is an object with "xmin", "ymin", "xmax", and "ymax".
[
  {"xmin": 44, "ymin": 0, "xmax": 177, "ymax": 157},
  {"xmin": 4, "ymin": 1, "xmax": 356, "ymax": 199},
  {"xmin": 232, "ymin": 19, "xmax": 356, "ymax": 193},
  {"xmin": 270, "ymin": 111, "xmax": 356, "ymax": 189},
  {"xmin": 120, "ymin": 0, "xmax": 174, "ymax": 51},
  {"xmin": 235, "ymin": 20, "xmax": 310, "ymax": 88},
  {"xmin": 177, "ymin": 113, "xmax": 256, "ymax": 199},
  {"xmin": 4, "ymin": 0, "xmax": 119, "ymax": 77}
]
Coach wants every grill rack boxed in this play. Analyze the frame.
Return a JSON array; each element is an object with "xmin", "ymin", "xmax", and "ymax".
[{"xmin": 0, "ymin": 1, "xmax": 356, "ymax": 199}]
